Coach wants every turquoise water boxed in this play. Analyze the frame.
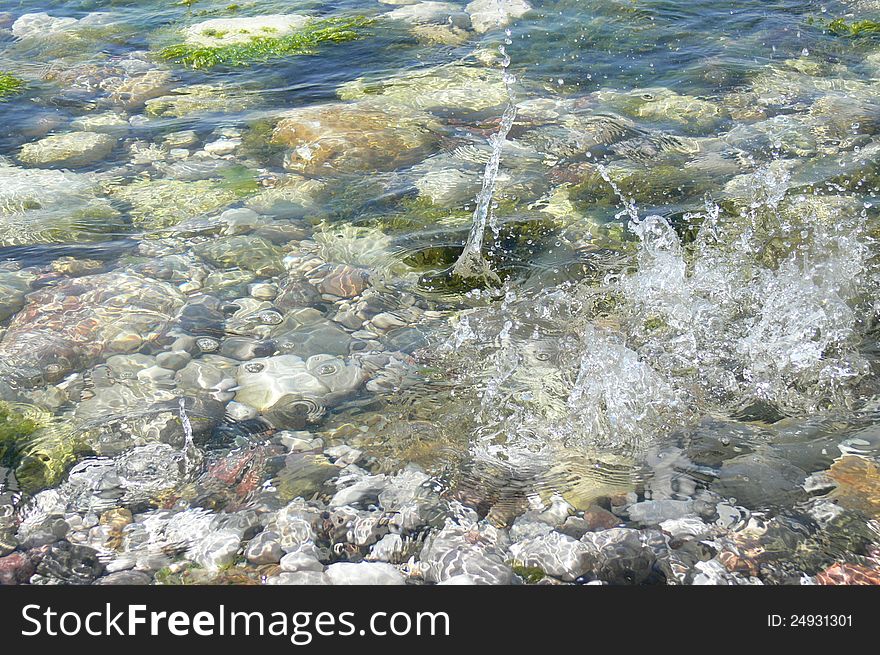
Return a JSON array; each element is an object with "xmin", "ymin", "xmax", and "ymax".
[{"xmin": 1, "ymin": 0, "xmax": 880, "ymax": 585}]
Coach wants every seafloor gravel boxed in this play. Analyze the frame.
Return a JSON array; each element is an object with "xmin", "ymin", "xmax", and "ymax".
[{"xmin": 2, "ymin": 1, "xmax": 880, "ymax": 585}]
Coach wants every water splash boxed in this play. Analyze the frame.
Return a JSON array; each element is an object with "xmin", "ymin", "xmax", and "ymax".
[
  {"xmin": 452, "ymin": 28, "xmax": 518, "ymax": 283},
  {"xmin": 179, "ymin": 397, "xmax": 198, "ymax": 474},
  {"xmin": 620, "ymin": 176, "xmax": 876, "ymax": 415},
  {"xmin": 566, "ymin": 326, "xmax": 684, "ymax": 447},
  {"xmin": 430, "ymin": 156, "xmax": 880, "ymax": 506},
  {"xmin": 596, "ymin": 162, "xmax": 640, "ymax": 224}
]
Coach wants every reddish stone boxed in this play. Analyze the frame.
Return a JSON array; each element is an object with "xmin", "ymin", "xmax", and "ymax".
[
  {"xmin": 202, "ymin": 446, "xmax": 280, "ymax": 509},
  {"xmin": 0, "ymin": 553, "xmax": 34, "ymax": 585},
  {"xmin": 582, "ymin": 505, "xmax": 621, "ymax": 531},
  {"xmin": 718, "ymin": 549, "xmax": 759, "ymax": 577},
  {"xmin": 235, "ymin": 448, "xmax": 270, "ymax": 498},
  {"xmin": 817, "ymin": 562, "xmax": 880, "ymax": 586},
  {"xmin": 206, "ymin": 449, "xmax": 257, "ymax": 486},
  {"xmin": 827, "ymin": 455, "xmax": 880, "ymax": 519}
]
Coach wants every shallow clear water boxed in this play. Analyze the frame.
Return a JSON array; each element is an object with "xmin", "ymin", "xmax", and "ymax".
[{"xmin": 1, "ymin": 0, "xmax": 880, "ymax": 585}]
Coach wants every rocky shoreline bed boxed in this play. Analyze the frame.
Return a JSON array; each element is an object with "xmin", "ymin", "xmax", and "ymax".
[{"xmin": 1, "ymin": 1, "xmax": 880, "ymax": 585}]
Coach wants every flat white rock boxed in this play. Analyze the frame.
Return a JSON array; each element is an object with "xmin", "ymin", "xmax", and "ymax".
[
  {"xmin": 183, "ymin": 15, "xmax": 311, "ymax": 47},
  {"xmin": 325, "ymin": 562, "xmax": 406, "ymax": 585}
]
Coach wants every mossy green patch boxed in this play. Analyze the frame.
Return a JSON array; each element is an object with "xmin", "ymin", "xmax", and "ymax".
[
  {"xmin": 156, "ymin": 563, "xmax": 261, "ymax": 585},
  {"xmin": 155, "ymin": 563, "xmax": 203, "ymax": 585},
  {"xmin": 239, "ymin": 117, "xmax": 287, "ymax": 164},
  {"xmin": 569, "ymin": 163, "xmax": 712, "ymax": 210},
  {"xmin": 0, "ymin": 72, "xmax": 25, "ymax": 101},
  {"xmin": 372, "ymin": 195, "xmax": 526, "ymax": 233},
  {"xmin": 827, "ymin": 18, "xmax": 880, "ymax": 37},
  {"xmin": 14, "ymin": 432, "xmax": 84, "ymax": 494},
  {"xmin": 379, "ymin": 195, "xmax": 472, "ymax": 231},
  {"xmin": 0, "ymin": 402, "xmax": 86, "ymax": 494},
  {"xmin": 160, "ymin": 16, "xmax": 374, "ymax": 69},
  {"xmin": 189, "ymin": 3, "xmax": 247, "ymax": 18},
  {"xmin": 219, "ymin": 164, "xmax": 261, "ymax": 196},
  {"xmin": 0, "ymin": 402, "xmax": 39, "ymax": 464},
  {"xmin": 512, "ymin": 564, "xmax": 546, "ymax": 583},
  {"xmin": 403, "ymin": 245, "xmax": 461, "ymax": 270}
]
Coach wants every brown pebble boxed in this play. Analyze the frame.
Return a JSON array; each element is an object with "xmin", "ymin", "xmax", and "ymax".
[
  {"xmin": 317, "ymin": 265, "xmax": 369, "ymax": 298},
  {"xmin": 581, "ymin": 505, "xmax": 622, "ymax": 531}
]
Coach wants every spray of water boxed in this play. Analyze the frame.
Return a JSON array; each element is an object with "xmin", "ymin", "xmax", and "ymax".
[
  {"xmin": 178, "ymin": 397, "xmax": 198, "ymax": 474},
  {"xmin": 596, "ymin": 162, "xmax": 640, "ymax": 224},
  {"xmin": 452, "ymin": 28, "xmax": 518, "ymax": 283},
  {"xmin": 433, "ymin": 157, "xmax": 880, "ymax": 494}
]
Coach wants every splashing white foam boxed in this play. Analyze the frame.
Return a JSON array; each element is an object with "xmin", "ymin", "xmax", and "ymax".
[{"xmin": 435, "ymin": 159, "xmax": 880, "ymax": 474}]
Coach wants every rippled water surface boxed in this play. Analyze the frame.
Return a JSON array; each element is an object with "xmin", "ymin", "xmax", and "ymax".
[{"xmin": 1, "ymin": 0, "xmax": 880, "ymax": 585}]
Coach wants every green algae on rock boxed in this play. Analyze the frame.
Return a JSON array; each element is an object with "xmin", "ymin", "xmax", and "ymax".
[
  {"xmin": 0, "ymin": 403, "xmax": 83, "ymax": 495},
  {"xmin": 0, "ymin": 164, "xmax": 124, "ymax": 248},
  {"xmin": 107, "ymin": 178, "xmax": 245, "ymax": 230},
  {"xmin": 567, "ymin": 161, "xmax": 717, "ymax": 210},
  {"xmin": 2, "ymin": 199, "xmax": 124, "ymax": 248},
  {"xmin": 381, "ymin": 195, "xmax": 472, "ymax": 232},
  {"xmin": 0, "ymin": 403, "xmax": 39, "ymax": 465},
  {"xmin": 827, "ymin": 18, "xmax": 880, "ymax": 37},
  {"xmin": 14, "ymin": 423, "xmax": 86, "ymax": 495},
  {"xmin": 19, "ymin": 132, "xmax": 117, "ymax": 168},
  {"xmin": 244, "ymin": 174, "xmax": 325, "ymax": 216},
  {"xmin": 511, "ymin": 563, "xmax": 546, "ymax": 583},
  {"xmin": 144, "ymin": 83, "xmax": 256, "ymax": 117},
  {"xmin": 0, "ymin": 270, "xmax": 35, "ymax": 323},
  {"xmin": 194, "ymin": 235, "xmax": 284, "ymax": 276},
  {"xmin": 0, "ymin": 72, "xmax": 25, "ymax": 100},
  {"xmin": 218, "ymin": 164, "xmax": 262, "ymax": 197},
  {"xmin": 159, "ymin": 16, "xmax": 374, "ymax": 69},
  {"xmin": 181, "ymin": 14, "xmax": 312, "ymax": 47},
  {"xmin": 338, "ymin": 63, "xmax": 511, "ymax": 113},
  {"xmin": 593, "ymin": 87, "xmax": 730, "ymax": 135}
]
